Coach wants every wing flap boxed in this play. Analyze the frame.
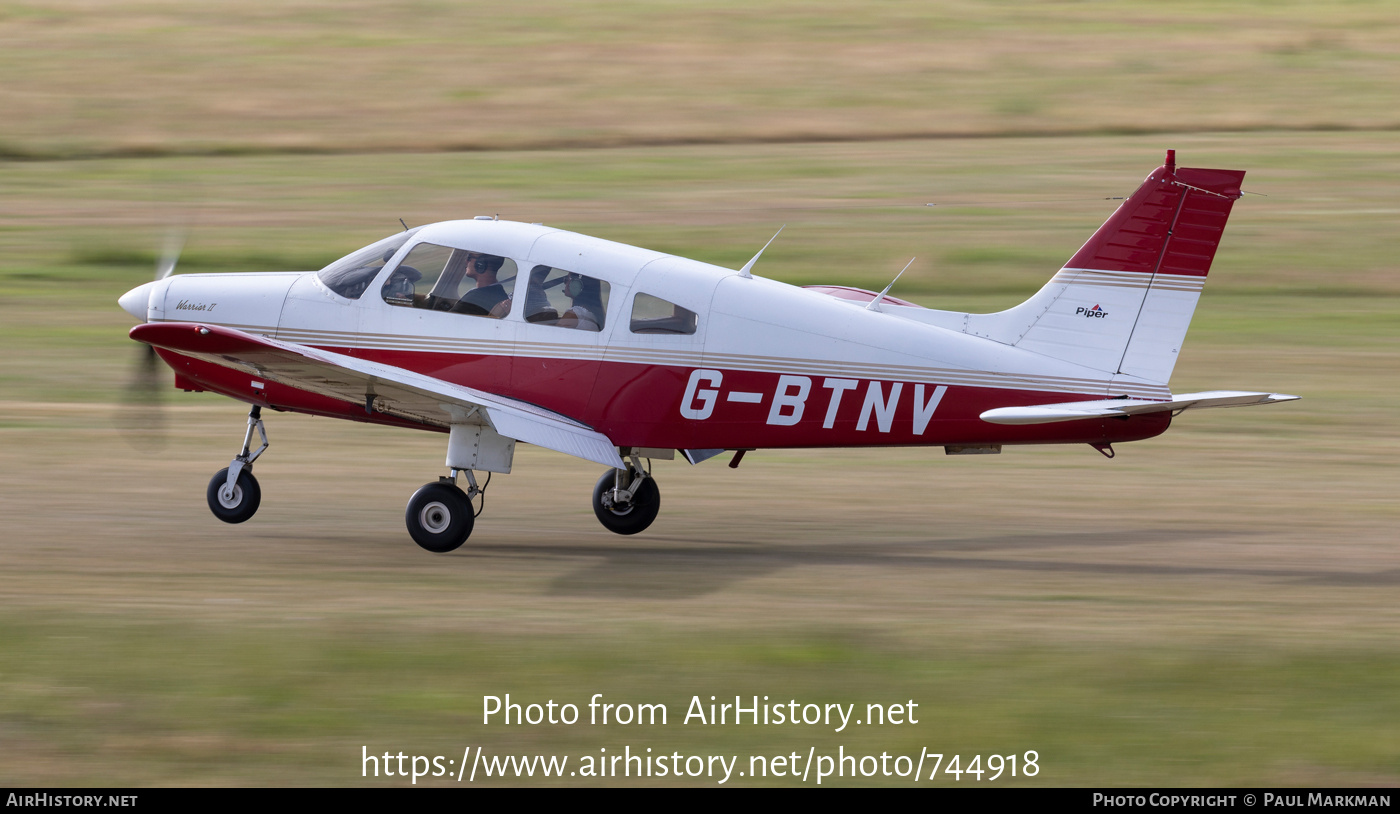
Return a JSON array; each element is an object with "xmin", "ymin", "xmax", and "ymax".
[
  {"xmin": 980, "ymin": 390, "xmax": 1299, "ymax": 425},
  {"xmin": 131, "ymin": 321, "xmax": 624, "ymax": 468}
]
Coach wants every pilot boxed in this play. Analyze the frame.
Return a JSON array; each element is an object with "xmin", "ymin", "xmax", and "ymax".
[
  {"xmin": 452, "ymin": 253, "xmax": 509, "ymax": 316},
  {"xmin": 381, "ymin": 265, "xmax": 422, "ymax": 306},
  {"xmin": 557, "ymin": 273, "xmax": 605, "ymax": 331}
]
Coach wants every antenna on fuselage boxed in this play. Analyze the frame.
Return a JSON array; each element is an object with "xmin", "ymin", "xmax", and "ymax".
[
  {"xmin": 737, "ymin": 225, "xmax": 785, "ymax": 279},
  {"xmin": 399, "ymin": 218, "xmax": 409, "ymax": 231},
  {"xmin": 865, "ymin": 257, "xmax": 916, "ymax": 312}
]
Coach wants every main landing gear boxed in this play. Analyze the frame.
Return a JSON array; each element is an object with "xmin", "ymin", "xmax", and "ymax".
[
  {"xmin": 405, "ymin": 469, "xmax": 486, "ymax": 553},
  {"xmin": 592, "ymin": 454, "xmax": 660, "ymax": 536},
  {"xmin": 402, "ymin": 423, "xmax": 510, "ymax": 553},
  {"xmin": 206, "ymin": 405, "xmax": 268, "ymax": 524},
  {"xmin": 201, "ymin": 412, "xmax": 663, "ymax": 547}
]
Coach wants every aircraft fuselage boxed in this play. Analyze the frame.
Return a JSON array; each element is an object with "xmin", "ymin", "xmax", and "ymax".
[{"xmin": 136, "ymin": 218, "xmax": 1172, "ymax": 452}]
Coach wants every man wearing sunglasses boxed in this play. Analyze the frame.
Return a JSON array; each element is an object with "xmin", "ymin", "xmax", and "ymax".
[{"xmin": 453, "ymin": 252, "xmax": 510, "ymax": 317}]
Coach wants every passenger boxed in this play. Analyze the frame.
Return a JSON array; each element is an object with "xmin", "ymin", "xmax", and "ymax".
[
  {"xmin": 557, "ymin": 273, "xmax": 605, "ymax": 331},
  {"xmin": 452, "ymin": 253, "xmax": 509, "ymax": 316}
]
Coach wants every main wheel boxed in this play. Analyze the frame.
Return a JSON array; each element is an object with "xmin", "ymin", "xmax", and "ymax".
[
  {"xmin": 405, "ymin": 482, "xmax": 474, "ymax": 553},
  {"xmin": 207, "ymin": 467, "xmax": 261, "ymax": 524},
  {"xmin": 592, "ymin": 468, "xmax": 660, "ymax": 535}
]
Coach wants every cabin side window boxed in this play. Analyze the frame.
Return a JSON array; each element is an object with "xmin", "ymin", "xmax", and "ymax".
[
  {"xmin": 630, "ymin": 292, "xmax": 698, "ymax": 335},
  {"xmin": 381, "ymin": 243, "xmax": 518, "ymax": 319},
  {"xmin": 519, "ymin": 265, "xmax": 610, "ymax": 331}
]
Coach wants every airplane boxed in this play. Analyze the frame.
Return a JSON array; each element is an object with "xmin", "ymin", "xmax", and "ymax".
[{"xmin": 118, "ymin": 150, "xmax": 1296, "ymax": 553}]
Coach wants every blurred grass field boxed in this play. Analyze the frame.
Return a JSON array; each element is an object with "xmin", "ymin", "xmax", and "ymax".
[
  {"xmin": 2, "ymin": 1, "xmax": 1398, "ymax": 788},
  {"xmin": 3, "ymin": 0, "xmax": 1400, "ymax": 158}
]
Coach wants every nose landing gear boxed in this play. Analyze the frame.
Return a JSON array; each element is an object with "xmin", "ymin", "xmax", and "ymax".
[
  {"xmin": 206, "ymin": 405, "xmax": 268, "ymax": 524},
  {"xmin": 207, "ymin": 466, "xmax": 261, "ymax": 523}
]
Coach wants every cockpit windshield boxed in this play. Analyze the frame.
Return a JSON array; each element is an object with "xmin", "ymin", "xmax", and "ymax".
[{"xmin": 316, "ymin": 229, "xmax": 421, "ymax": 299}]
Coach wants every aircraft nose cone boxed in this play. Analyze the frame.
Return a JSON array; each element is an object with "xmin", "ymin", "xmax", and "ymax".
[{"xmin": 118, "ymin": 281, "xmax": 156, "ymax": 320}]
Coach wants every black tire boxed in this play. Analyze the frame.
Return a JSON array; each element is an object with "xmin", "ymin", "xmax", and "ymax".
[
  {"xmin": 592, "ymin": 468, "xmax": 660, "ymax": 535},
  {"xmin": 207, "ymin": 467, "xmax": 261, "ymax": 524},
  {"xmin": 405, "ymin": 482, "xmax": 474, "ymax": 553}
]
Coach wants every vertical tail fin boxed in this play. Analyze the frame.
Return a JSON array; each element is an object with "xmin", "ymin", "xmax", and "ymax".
[{"xmin": 960, "ymin": 152, "xmax": 1245, "ymax": 386}]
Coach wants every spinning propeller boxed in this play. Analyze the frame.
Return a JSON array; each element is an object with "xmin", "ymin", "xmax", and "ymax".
[{"xmin": 117, "ymin": 230, "xmax": 183, "ymax": 447}]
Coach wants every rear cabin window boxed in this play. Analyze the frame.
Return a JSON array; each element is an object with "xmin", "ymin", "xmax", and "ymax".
[
  {"xmin": 381, "ymin": 243, "xmax": 518, "ymax": 319},
  {"xmin": 519, "ymin": 265, "xmax": 610, "ymax": 331},
  {"xmin": 630, "ymin": 292, "xmax": 698, "ymax": 335}
]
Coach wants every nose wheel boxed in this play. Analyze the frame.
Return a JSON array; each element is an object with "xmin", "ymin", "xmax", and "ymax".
[
  {"xmin": 592, "ymin": 464, "xmax": 660, "ymax": 535},
  {"xmin": 207, "ymin": 405, "xmax": 269, "ymax": 524},
  {"xmin": 207, "ymin": 466, "xmax": 261, "ymax": 523}
]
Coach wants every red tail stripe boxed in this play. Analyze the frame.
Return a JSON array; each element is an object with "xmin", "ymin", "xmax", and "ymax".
[{"xmin": 1066, "ymin": 163, "xmax": 1245, "ymax": 278}]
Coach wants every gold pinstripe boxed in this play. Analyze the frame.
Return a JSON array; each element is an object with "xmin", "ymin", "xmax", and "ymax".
[
  {"xmin": 152, "ymin": 317, "xmax": 1173, "ymax": 401},
  {"xmin": 1053, "ymin": 268, "xmax": 1207, "ymax": 292}
]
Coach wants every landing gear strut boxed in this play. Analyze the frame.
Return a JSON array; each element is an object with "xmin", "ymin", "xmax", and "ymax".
[
  {"xmin": 206, "ymin": 405, "xmax": 267, "ymax": 524},
  {"xmin": 592, "ymin": 454, "xmax": 660, "ymax": 535},
  {"xmin": 405, "ymin": 469, "xmax": 485, "ymax": 553}
]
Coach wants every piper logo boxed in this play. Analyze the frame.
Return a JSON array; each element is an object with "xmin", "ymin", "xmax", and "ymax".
[{"xmin": 1075, "ymin": 304, "xmax": 1107, "ymax": 319}]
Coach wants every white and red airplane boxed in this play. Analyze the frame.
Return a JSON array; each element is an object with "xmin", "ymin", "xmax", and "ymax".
[{"xmin": 119, "ymin": 151, "xmax": 1295, "ymax": 552}]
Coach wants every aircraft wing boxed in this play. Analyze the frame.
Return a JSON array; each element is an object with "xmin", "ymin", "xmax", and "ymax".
[
  {"xmin": 130, "ymin": 322, "xmax": 624, "ymax": 468},
  {"xmin": 979, "ymin": 390, "xmax": 1300, "ymax": 426}
]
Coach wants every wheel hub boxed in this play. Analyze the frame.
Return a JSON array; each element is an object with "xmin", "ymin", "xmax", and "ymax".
[
  {"xmin": 419, "ymin": 501, "xmax": 451, "ymax": 534},
  {"xmin": 217, "ymin": 484, "xmax": 242, "ymax": 509},
  {"xmin": 604, "ymin": 490, "xmax": 634, "ymax": 515}
]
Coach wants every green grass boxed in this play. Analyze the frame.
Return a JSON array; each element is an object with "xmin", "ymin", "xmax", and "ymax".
[{"xmin": 3, "ymin": 614, "xmax": 1395, "ymax": 785}]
